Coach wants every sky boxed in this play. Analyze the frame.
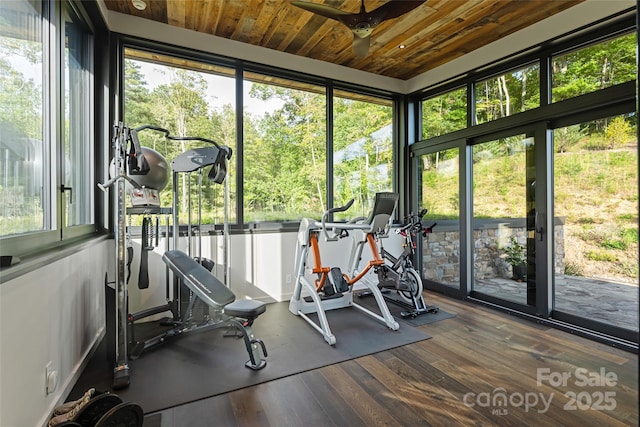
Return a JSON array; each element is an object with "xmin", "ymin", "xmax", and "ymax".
[{"xmin": 134, "ymin": 59, "xmax": 282, "ymax": 117}]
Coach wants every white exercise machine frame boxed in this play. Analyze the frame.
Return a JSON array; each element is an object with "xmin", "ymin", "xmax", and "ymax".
[{"xmin": 289, "ymin": 196, "xmax": 400, "ymax": 345}]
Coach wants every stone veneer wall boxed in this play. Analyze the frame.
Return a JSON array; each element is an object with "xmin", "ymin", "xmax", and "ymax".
[{"xmin": 421, "ymin": 219, "xmax": 565, "ymax": 283}]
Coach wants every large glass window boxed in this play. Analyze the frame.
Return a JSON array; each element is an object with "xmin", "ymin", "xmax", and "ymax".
[
  {"xmin": 553, "ymin": 114, "xmax": 638, "ymax": 332},
  {"xmin": 421, "ymin": 87, "xmax": 466, "ymax": 140},
  {"xmin": 124, "ymin": 53, "xmax": 396, "ymax": 225},
  {"xmin": 63, "ymin": 3, "xmax": 92, "ymax": 229},
  {"xmin": 124, "ymin": 50, "xmax": 237, "ymax": 224},
  {"xmin": 552, "ymin": 33, "xmax": 636, "ymax": 102},
  {"xmin": 412, "ymin": 15, "xmax": 636, "ymax": 346},
  {"xmin": 243, "ymin": 72, "xmax": 326, "ymax": 222},
  {"xmin": 0, "ymin": 0, "xmax": 93, "ymax": 255},
  {"xmin": 418, "ymin": 147, "xmax": 460, "ymax": 289},
  {"xmin": 475, "ymin": 64, "xmax": 540, "ymax": 124},
  {"xmin": 0, "ymin": 0, "xmax": 47, "ymax": 236},
  {"xmin": 333, "ymin": 90, "xmax": 393, "ymax": 219}
]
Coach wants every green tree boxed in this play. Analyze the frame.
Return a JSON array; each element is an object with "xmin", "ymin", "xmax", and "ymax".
[
  {"xmin": 475, "ymin": 65, "xmax": 539, "ymax": 124},
  {"xmin": 421, "ymin": 87, "xmax": 466, "ymax": 139},
  {"xmin": 124, "ymin": 60, "xmax": 154, "ymax": 127},
  {"xmin": 149, "ymin": 69, "xmax": 213, "ymax": 215},
  {"xmin": 604, "ymin": 116, "xmax": 633, "ymax": 149},
  {"xmin": 333, "ymin": 97, "xmax": 393, "ymax": 214},
  {"xmin": 244, "ymin": 83, "xmax": 326, "ymax": 220},
  {"xmin": 552, "ymin": 33, "xmax": 636, "ymax": 101}
]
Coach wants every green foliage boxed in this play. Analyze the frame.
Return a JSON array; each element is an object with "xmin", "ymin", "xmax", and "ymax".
[
  {"xmin": 124, "ymin": 61, "xmax": 155, "ymax": 126},
  {"xmin": 332, "ymin": 96, "xmax": 393, "ymax": 217},
  {"xmin": 604, "ymin": 116, "xmax": 633, "ymax": 148},
  {"xmin": 554, "ymin": 125, "xmax": 586, "ymax": 153},
  {"xmin": 0, "ymin": 50, "xmax": 42, "ymax": 140},
  {"xmin": 576, "ymin": 225, "xmax": 637, "ymax": 252},
  {"xmin": 552, "ymin": 33, "xmax": 636, "ymax": 102},
  {"xmin": 475, "ymin": 65, "xmax": 540, "ymax": 124},
  {"xmin": 564, "ymin": 261, "xmax": 583, "ymax": 276},
  {"xmin": 421, "ymin": 87, "xmax": 467, "ymax": 139},
  {"xmin": 616, "ymin": 259, "xmax": 639, "ymax": 278},
  {"xmin": 585, "ymin": 250, "xmax": 617, "ymax": 262},
  {"xmin": 600, "ymin": 237, "xmax": 628, "ymax": 251},
  {"xmin": 242, "ymin": 83, "xmax": 330, "ymax": 220},
  {"xmin": 420, "ymin": 148, "xmax": 460, "ymax": 218},
  {"xmin": 503, "ymin": 236, "xmax": 526, "ymax": 266},
  {"xmin": 620, "ymin": 227, "xmax": 638, "ymax": 244}
]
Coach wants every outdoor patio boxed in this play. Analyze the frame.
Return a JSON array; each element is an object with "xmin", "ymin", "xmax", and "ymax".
[{"xmin": 474, "ymin": 275, "xmax": 638, "ymax": 332}]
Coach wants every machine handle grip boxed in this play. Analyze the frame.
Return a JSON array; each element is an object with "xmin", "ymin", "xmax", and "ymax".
[
  {"xmin": 423, "ymin": 222, "xmax": 437, "ymax": 236},
  {"xmin": 328, "ymin": 198, "xmax": 355, "ymax": 215},
  {"xmin": 322, "ymin": 199, "xmax": 354, "ymax": 241}
]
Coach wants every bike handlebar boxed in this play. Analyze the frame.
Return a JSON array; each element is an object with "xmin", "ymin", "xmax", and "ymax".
[
  {"xmin": 424, "ymin": 222, "xmax": 437, "ymax": 235},
  {"xmin": 396, "ymin": 208, "xmax": 437, "ymax": 236}
]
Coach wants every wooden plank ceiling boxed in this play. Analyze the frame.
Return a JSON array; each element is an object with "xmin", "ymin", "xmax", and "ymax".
[{"xmin": 104, "ymin": 0, "xmax": 584, "ymax": 80}]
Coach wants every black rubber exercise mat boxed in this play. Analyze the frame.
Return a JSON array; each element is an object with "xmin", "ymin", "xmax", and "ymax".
[
  {"xmin": 70, "ymin": 301, "xmax": 431, "ymax": 414},
  {"xmin": 355, "ymin": 291, "xmax": 456, "ymax": 326}
]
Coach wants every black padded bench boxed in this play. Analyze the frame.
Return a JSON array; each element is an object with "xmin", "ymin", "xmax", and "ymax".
[{"xmin": 162, "ymin": 250, "xmax": 267, "ymax": 370}]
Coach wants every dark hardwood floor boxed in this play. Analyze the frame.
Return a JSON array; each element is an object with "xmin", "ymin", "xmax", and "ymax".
[{"xmin": 148, "ymin": 293, "xmax": 638, "ymax": 426}]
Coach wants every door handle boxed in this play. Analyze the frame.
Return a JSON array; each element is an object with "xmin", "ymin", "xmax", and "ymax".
[
  {"xmin": 535, "ymin": 211, "xmax": 544, "ymax": 241},
  {"xmin": 61, "ymin": 185, "xmax": 73, "ymax": 204}
]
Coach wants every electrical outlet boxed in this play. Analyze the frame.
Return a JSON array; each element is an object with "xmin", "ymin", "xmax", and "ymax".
[
  {"xmin": 45, "ymin": 361, "xmax": 57, "ymax": 395},
  {"xmin": 286, "ymin": 274, "xmax": 292, "ymax": 283}
]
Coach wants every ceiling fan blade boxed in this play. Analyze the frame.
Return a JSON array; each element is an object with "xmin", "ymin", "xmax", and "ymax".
[
  {"xmin": 338, "ymin": 0, "xmax": 425, "ymax": 35},
  {"xmin": 292, "ymin": 0, "xmax": 424, "ymax": 57},
  {"xmin": 352, "ymin": 34, "xmax": 371, "ymax": 57},
  {"xmin": 369, "ymin": 0, "xmax": 426, "ymax": 22},
  {"xmin": 290, "ymin": 1, "xmax": 351, "ymax": 20}
]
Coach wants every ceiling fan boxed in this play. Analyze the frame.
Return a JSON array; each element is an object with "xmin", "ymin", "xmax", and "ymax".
[{"xmin": 291, "ymin": 0, "xmax": 426, "ymax": 57}]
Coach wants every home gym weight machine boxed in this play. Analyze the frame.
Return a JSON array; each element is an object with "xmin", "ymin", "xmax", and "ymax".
[
  {"xmin": 100, "ymin": 122, "xmax": 267, "ymax": 390},
  {"xmin": 290, "ymin": 193, "xmax": 400, "ymax": 345}
]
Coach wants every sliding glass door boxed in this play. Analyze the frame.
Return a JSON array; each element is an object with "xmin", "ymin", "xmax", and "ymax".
[
  {"xmin": 416, "ymin": 145, "xmax": 462, "ymax": 295},
  {"xmin": 470, "ymin": 128, "xmax": 544, "ymax": 313}
]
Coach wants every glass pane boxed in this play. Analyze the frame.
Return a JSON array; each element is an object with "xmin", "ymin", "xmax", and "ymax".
[
  {"xmin": 63, "ymin": 3, "xmax": 92, "ymax": 227},
  {"xmin": 124, "ymin": 50, "xmax": 237, "ymax": 224},
  {"xmin": 475, "ymin": 64, "xmax": 540, "ymax": 124},
  {"xmin": 243, "ymin": 71, "xmax": 326, "ymax": 222},
  {"xmin": 421, "ymin": 87, "xmax": 466, "ymax": 140},
  {"xmin": 333, "ymin": 90, "xmax": 393, "ymax": 220},
  {"xmin": 418, "ymin": 147, "xmax": 460, "ymax": 288},
  {"xmin": 472, "ymin": 133, "xmax": 536, "ymax": 305},
  {"xmin": 553, "ymin": 115, "xmax": 638, "ymax": 332},
  {"xmin": 552, "ymin": 33, "xmax": 636, "ymax": 103},
  {"xmin": 0, "ymin": 0, "xmax": 47, "ymax": 236}
]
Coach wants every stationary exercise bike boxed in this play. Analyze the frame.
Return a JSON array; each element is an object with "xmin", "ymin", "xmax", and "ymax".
[{"xmin": 372, "ymin": 209, "xmax": 439, "ymax": 318}]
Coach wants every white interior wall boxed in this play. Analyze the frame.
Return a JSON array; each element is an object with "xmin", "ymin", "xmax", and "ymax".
[
  {"xmin": 0, "ymin": 240, "xmax": 110, "ymax": 427},
  {"xmin": 126, "ymin": 227, "xmax": 406, "ymax": 316}
]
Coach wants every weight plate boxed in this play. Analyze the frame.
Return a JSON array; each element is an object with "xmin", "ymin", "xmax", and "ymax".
[
  {"xmin": 94, "ymin": 402, "xmax": 144, "ymax": 427},
  {"xmin": 73, "ymin": 394, "xmax": 123, "ymax": 427}
]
